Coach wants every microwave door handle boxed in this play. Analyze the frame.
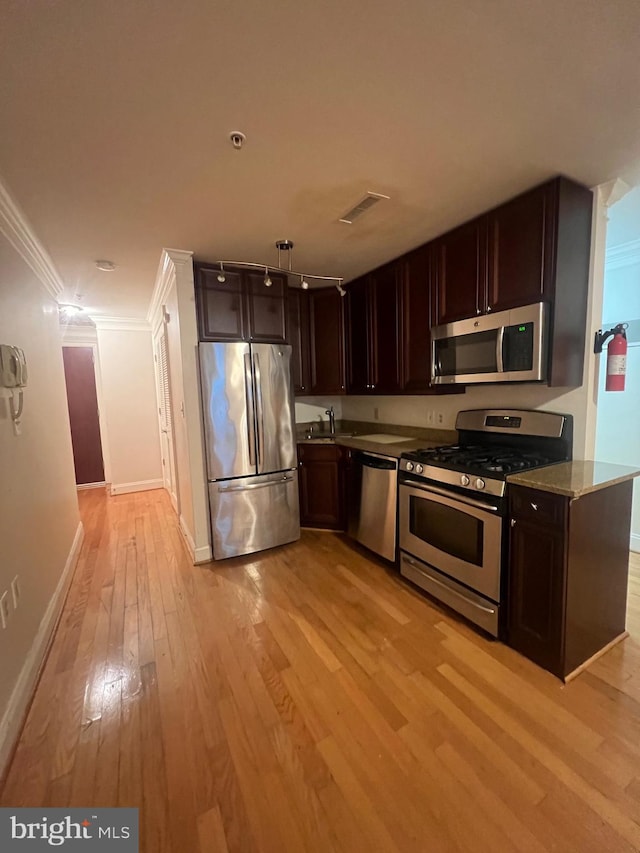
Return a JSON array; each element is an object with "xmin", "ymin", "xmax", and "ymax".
[{"xmin": 496, "ymin": 326, "xmax": 505, "ymax": 373}]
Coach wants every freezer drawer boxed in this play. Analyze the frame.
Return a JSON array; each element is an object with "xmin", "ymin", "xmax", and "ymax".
[{"xmin": 209, "ymin": 470, "xmax": 300, "ymax": 559}]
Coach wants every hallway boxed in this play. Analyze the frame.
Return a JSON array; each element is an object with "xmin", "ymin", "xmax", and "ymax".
[{"xmin": 1, "ymin": 489, "xmax": 640, "ymax": 852}]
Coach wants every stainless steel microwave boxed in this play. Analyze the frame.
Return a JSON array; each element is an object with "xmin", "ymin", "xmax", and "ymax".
[{"xmin": 431, "ymin": 302, "xmax": 548, "ymax": 385}]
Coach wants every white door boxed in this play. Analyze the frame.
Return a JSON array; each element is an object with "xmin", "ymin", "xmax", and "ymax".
[{"xmin": 154, "ymin": 325, "xmax": 179, "ymax": 512}]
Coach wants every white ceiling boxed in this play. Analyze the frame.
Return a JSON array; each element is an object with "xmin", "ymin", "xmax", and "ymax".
[{"xmin": 1, "ymin": 0, "xmax": 640, "ymax": 319}]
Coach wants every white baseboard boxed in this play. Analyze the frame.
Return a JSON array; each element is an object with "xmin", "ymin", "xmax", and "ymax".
[
  {"xmin": 0, "ymin": 521, "xmax": 84, "ymax": 777},
  {"xmin": 631, "ymin": 533, "xmax": 640, "ymax": 553},
  {"xmin": 76, "ymin": 481, "xmax": 106, "ymax": 491},
  {"xmin": 110, "ymin": 478, "xmax": 163, "ymax": 496},
  {"xmin": 179, "ymin": 515, "xmax": 212, "ymax": 564}
]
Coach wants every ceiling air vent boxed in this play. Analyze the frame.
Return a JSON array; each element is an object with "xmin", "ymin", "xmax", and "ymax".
[{"xmin": 338, "ymin": 191, "xmax": 390, "ymax": 225}]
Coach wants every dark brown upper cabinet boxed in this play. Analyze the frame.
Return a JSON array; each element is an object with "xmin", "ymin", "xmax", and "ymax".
[
  {"xmin": 346, "ymin": 275, "xmax": 370, "ymax": 394},
  {"xmin": 400, "ymin": 245, "xmax": 434, "ymax": 393},
  {"xmin": 309, "ymin": 287, "xmax": 346, "ymax": 395},
  {"xmin": 370, "ymin": 263, "xmax": 403, "ymax": 394},
  {"xmin": 434, "ymin": 218, "xmax": 487, "ymax": 325},
  {"xmin": 245, "ymin": 270, "xmax": 288, "ymax": 342},
  {"xmin": 194, "ymin": 263, "xmax": 288, "ymax": 343},
  {"xmin": 195, "ymin": 266, "xmax": 247, "ymax": 341},
  {"xmin": 287, "ymin": 288, "xmax": 311, "ymax": 395},
  {"xmin": 487, "ymin": 183, "xmax": 549, "ymax": 313},
  {"xmin": 346, "ymin": 266, "xmax": 402, "ymax": 395},
  {"xmin": 432, "ymin": 177, "xmax": 592, "ymax": 386}
]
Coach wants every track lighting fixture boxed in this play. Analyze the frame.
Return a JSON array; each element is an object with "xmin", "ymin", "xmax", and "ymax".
[{"xmin": 214, "ymin": 240, "xmax": 343, "ymax": 292}]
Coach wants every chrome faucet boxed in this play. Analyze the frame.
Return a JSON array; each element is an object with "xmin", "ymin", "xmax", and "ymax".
[{"xmin": 325, "ymin": 406, "xmax": 336, "ymax": 435}]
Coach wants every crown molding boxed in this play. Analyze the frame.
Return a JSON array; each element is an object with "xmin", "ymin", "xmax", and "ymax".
[
  {"xmin": 60, "ymin": 324, "xmax": 98, "ymax": 344},
  {"xmin": 606, "ymin": 237, "xmax": 640, "ymax": 271},
  {"xmin": 92, "ymin": 315, "xmax": 151, "ymax": 332},
  {"xmin": 147, "ymin": 248, "xmax": 194, "ymax": 326},
  {"xmin": 0, "ymin": 176, "xmax": 65, "ymax": 299}
]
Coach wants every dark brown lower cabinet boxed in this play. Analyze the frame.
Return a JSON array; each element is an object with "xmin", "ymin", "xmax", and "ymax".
[
  {"xmin": 298, "ymin": 443, "xmax": 346, "ymax": 530},
  {"xmin": 507, "ymin": 482, "xmax": 632, "ymax": 680}
]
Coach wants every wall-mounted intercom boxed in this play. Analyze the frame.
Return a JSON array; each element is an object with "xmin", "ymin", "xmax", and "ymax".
[
  {"xmin": 0, "ymin": 345, "xmax": 28, "ymax": 434},
  {"xmin": 0, "ymin": 345, "xmax": 28, "ymax": 388}
]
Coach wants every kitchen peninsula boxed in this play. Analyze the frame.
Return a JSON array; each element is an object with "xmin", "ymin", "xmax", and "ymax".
[{"xmin": 506, "ymin": 460, "xmax": 640, "ymax": 680}]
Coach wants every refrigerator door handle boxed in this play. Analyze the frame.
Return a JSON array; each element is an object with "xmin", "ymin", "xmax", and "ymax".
[
  {"xmin": 244, "ymin": 353, "xmax": 256, "ymax": 466},
  {"xmin": 253, "ymin": 353, "xmax": 265, "ymax": 469},
  {"xmin": 217, "ymin": 474, "xmax": 294, "ymax": 493}
]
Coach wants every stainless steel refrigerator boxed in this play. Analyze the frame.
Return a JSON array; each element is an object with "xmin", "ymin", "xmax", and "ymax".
[{"xmin": 199, "ymin": 341, "xmax": 300, "ymax": 559}]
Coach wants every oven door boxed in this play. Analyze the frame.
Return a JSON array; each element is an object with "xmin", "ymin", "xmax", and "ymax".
[{"xmin": 399, "ymin": 480, "xmax": 502, "ymax": 601}]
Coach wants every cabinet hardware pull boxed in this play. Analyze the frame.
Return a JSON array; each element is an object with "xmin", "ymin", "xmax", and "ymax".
[
  {"xmin": 510, "ymin": 518, "xmax": 516, "ymax": 527},
  {"xmin": 530, "ymin": 502, "xmax": 538, "ymax": 510}
]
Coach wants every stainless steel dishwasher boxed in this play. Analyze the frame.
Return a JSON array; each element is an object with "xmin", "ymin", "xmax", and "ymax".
[{"xmin": 348, "ymin": 451, "xmax": 398, "ymax": 561}]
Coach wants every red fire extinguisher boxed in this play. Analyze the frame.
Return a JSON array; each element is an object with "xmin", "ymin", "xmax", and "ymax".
[{"xmin": 594, "ymin": 323, "xmax": 628, "ymax": 392}]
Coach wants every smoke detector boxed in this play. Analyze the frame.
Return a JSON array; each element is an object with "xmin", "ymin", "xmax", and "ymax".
[{"xmin": 338, "ymin": 191, "xmax": 390, "ymax": 225}]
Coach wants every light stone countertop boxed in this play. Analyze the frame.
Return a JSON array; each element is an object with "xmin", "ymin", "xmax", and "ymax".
[
  {"xmin": 296, "ymin": 422, "xmax": 456, "ymax": 460},
  {"xmin": 507, "ymin": 460, "xmax": 640, "ymax": 498}
]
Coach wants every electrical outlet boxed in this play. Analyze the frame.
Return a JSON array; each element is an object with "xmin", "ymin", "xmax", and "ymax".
[
  {"xmin": 436, "ymin": 412, "xmax": 444, "ymax": 425},
  {"xmin": 11, "ymin": 576, "xmax": 20, "ymax": 610},
  {"xmin": 373, "ymin": 407, "xmax": 379, "ymax": 421},
  {"xmin": 0, "ymin": 592, "xmax": 10, "ymax": 629}
]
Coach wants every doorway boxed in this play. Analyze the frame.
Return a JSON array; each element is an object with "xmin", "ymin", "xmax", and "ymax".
[
  {"xmin": 594, "ymin": 185, "xmax": 640, "ymax": 552},
  {"xmin": 62, "ymin": 346, "xmax": 105, "ymax": 486}
]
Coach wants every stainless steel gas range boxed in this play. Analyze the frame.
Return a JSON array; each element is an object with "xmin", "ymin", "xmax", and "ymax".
[{"xmin": 398, "ymin": 409, "xmax": 573, "ymax": 636}]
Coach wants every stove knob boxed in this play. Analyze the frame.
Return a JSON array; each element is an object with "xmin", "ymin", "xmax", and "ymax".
[
  {"xmin": 475, "ymin": 478, "xmax": 486, "ymax": 490},
  {"xmin": 460, "ymin": 474, "xmax": 470, "ymax": 487},
  {"xmin": 405, "ymin": 461, "xmax": 414, "ymax": 472},
  {"xmin": 415, "ymin": 464, "xmax": 424, "ymax": 474}
]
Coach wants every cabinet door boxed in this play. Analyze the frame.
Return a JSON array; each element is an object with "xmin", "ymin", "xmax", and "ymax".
[
  {"xmin": 434, "ymin": 218, "xmax": 487, "ymax": 325},
  {"xmin": 507, "ymin": 493, "xmax": 566, "ymax": 677},
  {"xmin": 487, "ymin": 185, "xmax": 548, "ymax": 313},
  {"xmin": 401, "ymin": 245, "xmax": 432, "ymax": 393},
  {"xmin": 245, "ymin": 271, "xmax": 288, "ymax": 343},
  {"xmin": 309, "ymin": 288, "xmax": 346, "ymax": 395},
  {"xmin": 287, "ymin": 288, "xmax": 311, "ymax": 394},
  {"xmin": 370, "ymin": 263, "xmax": 402, "ymax": 394},
  {"xmin": 298, "ymin": 444, "xmax": 344, "ymax": 529},
  {"xmin": 195, "ymin": 266, "xmax": 247, "ymax": 341},
  {"xmin": 346, "ymin": 276, "xmax": 371, "ymax": 394}
]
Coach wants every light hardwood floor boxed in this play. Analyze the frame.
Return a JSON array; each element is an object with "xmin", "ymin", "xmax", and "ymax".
[{"xmin": 2, "ymin": 488, "xmax": 640, "ymax": 852}]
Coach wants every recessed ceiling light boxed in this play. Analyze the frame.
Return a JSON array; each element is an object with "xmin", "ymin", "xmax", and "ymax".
[{"xmin": 95, "ymin": 260, "xmax": 116, "ymax": 272}]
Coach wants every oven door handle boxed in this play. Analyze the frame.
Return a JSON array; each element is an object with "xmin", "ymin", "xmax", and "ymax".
[{"xmin": 401, "ymin": 479, "xmax": 500, "ymax": 513}]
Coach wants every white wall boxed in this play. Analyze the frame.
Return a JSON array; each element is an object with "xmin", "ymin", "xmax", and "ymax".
[
  {"xmin": 595, "ymin": 190, "xmax": 640, "ymax": 550},
  {"xmin": 295, "ymin": 397, "xmax": 343, "ymax": 427},
  {"xmin": 95, "ymin": 327, "xmax": 163, "ymax": 494},
  {"xmin": 0, "ymin": 236, "xmax": 81, "ymax": 771}
]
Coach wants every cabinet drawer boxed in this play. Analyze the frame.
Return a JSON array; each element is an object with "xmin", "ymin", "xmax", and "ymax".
[
  {"xmin": 297, "ymin": 443, "xmax": 342, "ymax": 463},
  {"xmin": 509, "ymin": 486, "xmax": 566, "ymax": 526}
]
